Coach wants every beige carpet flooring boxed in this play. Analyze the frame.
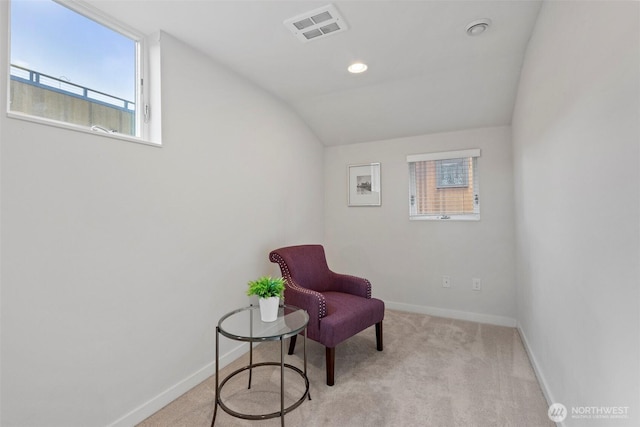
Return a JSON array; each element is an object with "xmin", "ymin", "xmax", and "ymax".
[{"xmin": 137, "ymin": 310, "xmax": 553, "ymax": 426}]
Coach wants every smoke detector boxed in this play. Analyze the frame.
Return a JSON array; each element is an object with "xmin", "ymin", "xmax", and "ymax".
[
  {"xmin": 284, "ymin": 4, "xmax": 348, "ymax": 43},
  {"xmin": 466, "ymin": 19, "xmax": 491, "ymax": 36}
]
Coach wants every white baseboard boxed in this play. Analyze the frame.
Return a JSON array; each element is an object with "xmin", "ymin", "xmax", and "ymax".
[
  {"xmin": 516, "ymin": 323, "xmax": 564, "ymax": 426},
  {"xmin": 385, "ymin": 300, "xmax": 517, "ymax": 327},
  {"xmin": 107, "ymin": 342, "xmax": 250, "ymax": 427}
]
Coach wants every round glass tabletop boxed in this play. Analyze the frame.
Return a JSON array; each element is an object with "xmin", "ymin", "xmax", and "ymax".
[{"xmin": 218, "ymin": 304, "xmax": 309, "ymax": 341}]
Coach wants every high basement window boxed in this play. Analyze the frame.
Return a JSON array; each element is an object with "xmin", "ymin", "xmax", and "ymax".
[
  {"xmin": 8, "ymin": 0, "xmax": 159, "ymax": 145},
  {"xmin": 407, "ymin": 149, "xmax": 481, "ymax": 221}
]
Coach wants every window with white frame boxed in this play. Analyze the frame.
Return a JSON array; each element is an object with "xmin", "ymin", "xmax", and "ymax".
[
  {"xmin": 8, "ymin": 0, "xmax": 157, "ymax": 143},
  {"xmin": 407, "ymin": 149, "xmax": 480, "ymax": 220}
]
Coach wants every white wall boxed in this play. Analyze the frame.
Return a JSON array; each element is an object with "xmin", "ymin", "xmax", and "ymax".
[
  {"xmin": 512, "ymin": 1, "xmax": 639, "ymax": 425},
  {"xmin": 0, "ymin": 27, "xmax": 324, "ymax": 427},
  {"xmin": 324, "ymin": 126, "xmax": 517, "ymax": 326}
]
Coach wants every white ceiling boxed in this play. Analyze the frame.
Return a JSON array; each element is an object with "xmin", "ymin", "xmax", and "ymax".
[{"xmin": 89, "ymin": 0, "xmax": 542, "ymax": 146}]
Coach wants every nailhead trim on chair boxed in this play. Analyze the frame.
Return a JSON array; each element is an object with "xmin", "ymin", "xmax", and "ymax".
[{"xmin": 269, "ymin": 252, "xmax": 327, "ymax": 319}]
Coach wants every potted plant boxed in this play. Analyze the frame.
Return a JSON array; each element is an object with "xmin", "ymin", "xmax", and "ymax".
[{"xmin": 247, "ymin": 276, "xmax": 285, "ymax": 322}]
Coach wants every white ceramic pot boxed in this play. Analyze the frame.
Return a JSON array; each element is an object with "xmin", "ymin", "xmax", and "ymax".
[{"xmin": 258, "ymin": 296, "xmax": 280, "ymax": 322}]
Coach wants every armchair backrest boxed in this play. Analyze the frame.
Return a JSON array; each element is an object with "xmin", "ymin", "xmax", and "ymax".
[{"xmin": 269, "ymin": 245, "xmax": 332, "ymax": 292}]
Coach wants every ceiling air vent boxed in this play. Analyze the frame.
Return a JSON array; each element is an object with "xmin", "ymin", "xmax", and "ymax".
[{"xmin": 284, "ymin": 4, "xmax": 348, "ymax": 43}]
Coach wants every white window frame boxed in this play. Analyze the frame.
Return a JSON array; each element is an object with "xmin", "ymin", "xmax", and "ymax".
[
  {"xmin": 6, "ymin": 0, "xmax": 161, "ymax": 146},
  {"xmin": 407, "ymin": 149, "xmax": 481, "ymax": 221}
]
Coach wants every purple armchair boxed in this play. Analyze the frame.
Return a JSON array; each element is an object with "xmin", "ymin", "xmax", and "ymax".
[{"xmin": 269, "ymin": 244, "xmax": 384, "ymax": 386}]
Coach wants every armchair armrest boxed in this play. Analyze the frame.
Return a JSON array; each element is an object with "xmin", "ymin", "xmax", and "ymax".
[
  {"xmin": 284, "ymin": 278, "xmax": 327, "ymax": 329},
  {"xmin": 328, "ymin": 272, "xmax": 372, "ymax": 299}
]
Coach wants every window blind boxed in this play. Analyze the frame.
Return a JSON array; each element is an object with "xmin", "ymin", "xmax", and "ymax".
[{"xmin": 407, "ymin": 149, "xmax": 480, "ymax": 220}]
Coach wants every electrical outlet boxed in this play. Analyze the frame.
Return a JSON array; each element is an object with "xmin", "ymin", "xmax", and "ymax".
[
  {"xmin": 472, "ymin": 278, "xmax": 482, "ymax": 291},
  {"xmin": 442, "ymin": 276, "xmax": 451, "ymax": 288}
]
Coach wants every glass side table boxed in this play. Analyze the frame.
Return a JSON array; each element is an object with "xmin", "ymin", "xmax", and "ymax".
[{"xmin": 210, "ymin": 304, "xmax": 310, "ymax": 427}]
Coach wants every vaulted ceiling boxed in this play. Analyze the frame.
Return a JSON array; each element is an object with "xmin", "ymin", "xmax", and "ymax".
[{"xmin": 89, "ymin": 0, "xmax": 542, "ymax": 146}]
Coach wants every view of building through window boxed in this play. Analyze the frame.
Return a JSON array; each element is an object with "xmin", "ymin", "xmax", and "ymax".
[{"xmin": 9, "ymin": 0, "xmax": 138, "ymax": 136}]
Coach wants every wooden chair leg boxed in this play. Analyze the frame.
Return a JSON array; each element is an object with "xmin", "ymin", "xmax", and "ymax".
[
  {"xmin": 325, "ymin": 347, "xmax": 335, "ymax": 386},
  {"xmin": 288, "ymin": 334, "xmax": 297, "ymax": 355},
  {"xmin": 376, "ymin": 321, "xmax": 383, "ymax": 351}
]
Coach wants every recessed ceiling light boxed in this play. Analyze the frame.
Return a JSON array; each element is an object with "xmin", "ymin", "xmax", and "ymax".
[
  {"xmin": 466, "ymin": 19, "xmax": 491, "ymax": 36},
  {"xmin": 348, "ymin": 63, "xmax": 368, "ymax": 74}
]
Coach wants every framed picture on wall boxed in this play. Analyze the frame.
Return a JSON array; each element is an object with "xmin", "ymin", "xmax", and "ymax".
[{"xmin": 348, "ymin": 163, "xmax": 381, "ymax": 206}]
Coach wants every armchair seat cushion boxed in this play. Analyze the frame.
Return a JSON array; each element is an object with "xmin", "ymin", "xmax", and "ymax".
[{"xmin": 320, "ymin": 292, "xmax": 385, "ymax": 348}]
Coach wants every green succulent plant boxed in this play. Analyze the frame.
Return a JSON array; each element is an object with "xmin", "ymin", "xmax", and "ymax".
[{"xmin": 246, "ymin": 276, "xmax": 285, "ymax": 299}]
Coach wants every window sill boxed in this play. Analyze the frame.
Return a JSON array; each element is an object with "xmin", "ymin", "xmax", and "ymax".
[
  {"xmin": 7, "ymin": 111, "xmax": 161, "ymax": 148},
  {"xmin": 409, "ymin": 215, "xmax": 480, "ymax": 221}
]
